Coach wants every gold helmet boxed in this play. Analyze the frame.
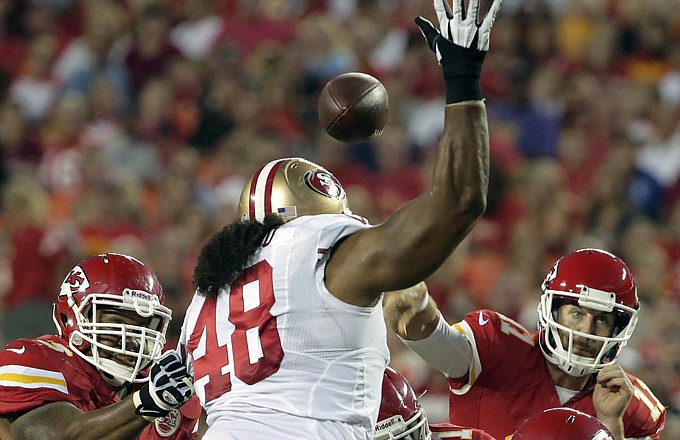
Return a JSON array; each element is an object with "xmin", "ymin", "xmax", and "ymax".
[{"xmin": 238, "ymin": 158, "xmax": 350, "ymax": 222}]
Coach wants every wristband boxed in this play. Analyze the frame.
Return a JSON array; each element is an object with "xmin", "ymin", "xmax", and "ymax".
[
  {"xmin": 440, "ymin": 41, "xmax": 486, "ymax": 104},
  {"xmin": 132, "ymin": 389, "xmax": 164, "ymax": 422},
  {"xmin": 416, "ymin": 292, "xmax": 430, "ymax": 313}
]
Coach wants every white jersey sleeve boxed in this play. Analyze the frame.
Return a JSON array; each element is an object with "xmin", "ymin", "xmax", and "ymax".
[{"xmin": 179, "ymin": 214, "xmax": 389, "ymax": 440}]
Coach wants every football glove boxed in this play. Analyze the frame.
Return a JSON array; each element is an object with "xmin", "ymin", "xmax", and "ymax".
[
  {"xmin": 132, "ymin": 351, "xmax": 195, "ymax": 422},
  {"xmin": 415, "ymin": 0, "xmax": 502, "ymax": 103},
  {"xmin": 417, "ymin": 0, "xmax": 503, "ymax": 57}
]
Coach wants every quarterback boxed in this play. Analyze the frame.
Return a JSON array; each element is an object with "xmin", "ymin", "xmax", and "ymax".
[
  {"xmin": 385, "ymin": 249, "xmax": 666, "ymax": 440},
  {"xmin": 0, "ymin": 253, "xmax": 199, "ymax": 440}
]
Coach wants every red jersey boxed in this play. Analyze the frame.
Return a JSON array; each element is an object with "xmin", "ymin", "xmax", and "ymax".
[
  {"xmin": 0, "ymin": 335, "xmax": 201, "ymax": 439},
  {"xmin": 446, "ymin": 310, "xmax": 666, "ymax": 440},
  {"xmin": 430, "ymin": 422, "xmax": 497, "ymax": 439}
]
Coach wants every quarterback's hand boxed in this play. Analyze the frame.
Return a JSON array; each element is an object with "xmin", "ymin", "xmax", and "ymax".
[
  {"xmin": 416, "ymin": 0, "xmax": 503, "ymax": 61},
  {"xmin": 132, "ymin": 351, "xmax": 196, "ymax": 421},
  {"xmin": 593, "ymin": 364, "xmax": 633, "ymax": 431}
]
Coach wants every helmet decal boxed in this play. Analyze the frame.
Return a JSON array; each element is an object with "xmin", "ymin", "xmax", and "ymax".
[
  {"xmin": 304, "ymin": 170, "xmax": 345, "ymax": 200},
  {"xmin": 60, "ymin": 266, "xmax": 89, "ymax": 296}
]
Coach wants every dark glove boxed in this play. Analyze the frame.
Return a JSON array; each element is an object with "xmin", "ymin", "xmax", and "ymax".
[{"xmin": 132, "ymin": 351, "xmax": 196, "ymax": 422}]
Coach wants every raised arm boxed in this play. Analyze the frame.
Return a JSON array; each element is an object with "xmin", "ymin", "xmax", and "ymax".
[{"xmin": 326, "ymin": 0, "xmax": 502, "ymax": 305}]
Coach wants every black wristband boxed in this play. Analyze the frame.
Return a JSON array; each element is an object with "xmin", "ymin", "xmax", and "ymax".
[{"xmin": 436, "ymin": 36, "xmax": 486, "ymax": 104}]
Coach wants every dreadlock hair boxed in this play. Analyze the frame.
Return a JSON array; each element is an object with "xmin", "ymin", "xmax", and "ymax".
[{"xmin": 193, "ymin": 214, "xmax": 285, "ymax": 296}]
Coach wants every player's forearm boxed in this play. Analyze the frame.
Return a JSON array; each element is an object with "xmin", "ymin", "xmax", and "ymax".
[
  {"xmin": 430, "ymin": 100, "xmax": 489, "ymax": 239},
  {"xmin": 10, "ymin": 400, "xmax": 149, "ymax": 440},
  {"xmin": 402, "ymin": 312, "xmax": 473, "ymax": 378},
  {"xmin": 356, "ymin": 103, "xmax": 489, "ymax": 288}
]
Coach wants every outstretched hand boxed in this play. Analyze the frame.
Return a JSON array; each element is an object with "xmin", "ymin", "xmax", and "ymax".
[{"xmin": 416, "ymin": 0, "xmax": 503, "ymax": 60}]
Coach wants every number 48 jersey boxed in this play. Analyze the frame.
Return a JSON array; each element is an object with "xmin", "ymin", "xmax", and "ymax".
[{"xmin": 178, "ymin": 214, "xmax": 390, "ymax": 439}]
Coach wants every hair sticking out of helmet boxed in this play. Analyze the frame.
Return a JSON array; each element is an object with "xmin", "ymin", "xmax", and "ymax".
[
  {"xmin": 537, "ymin": 248, "xmax": 639, "ymax": 377},
  {"xmin": 375, "ymin": 366, "xmax": 431, "ymax": 440},
  {"xmin": 237, "ymin": 157, "xmax": 350, "ymax": 222},
  {"xmin": 52, "ymin": 253, "xmax": 172, "ymax": 385},
  {"xmin": 513, "ymin": 408, "xmax": 614, "ymax": 440}
]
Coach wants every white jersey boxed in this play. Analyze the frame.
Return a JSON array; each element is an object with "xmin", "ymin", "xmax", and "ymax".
[{"xmin": 178, "ymin": 214, "xmax": 390, "ymax": 440}]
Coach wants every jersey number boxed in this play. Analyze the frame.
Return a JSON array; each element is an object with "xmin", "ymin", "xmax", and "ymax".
[
  {"xmin": 498, "ymin": 313, "xmax": 534, "ymax": 346},
  {"xmin": 633, "ymin": 379, "xmax": 665, "ymax": 422},
  {"xmin": 186, "ymin": 260, "xmax": 284, "ymax": 403}
]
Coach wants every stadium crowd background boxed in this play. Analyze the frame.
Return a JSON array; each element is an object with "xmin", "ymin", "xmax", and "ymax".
[{"xmin": 0, "ymin": 0, "xmax": 679, "ymax": 436}]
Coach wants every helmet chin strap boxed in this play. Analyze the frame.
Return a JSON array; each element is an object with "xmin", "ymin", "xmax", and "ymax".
[
  {"xmin": 97, "ymin": 358, "xmax": 130, "ymax": 387},
  {"xmin": 96, "ymin": 354, "xmax": 153, "ymax": 387}
]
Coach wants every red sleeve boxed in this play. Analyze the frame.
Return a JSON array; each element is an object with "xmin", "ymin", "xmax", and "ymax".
[
  {"xmin": 447, "ymin": 309, "xmax": 540, "ymax": 391},
  {"xmin": 0, "ymin": 336, "xmax": 116, "ymax": 416},
  {"xmin": 430, "ymin": 423, "xmax": 498, "ymax": 440},
  {"xmin": 0, "ymin": 338, "xmax": 74, "ymax": 415},
  {"xmin": 140, "ymin": 397, "xmax": 202, "ymax": 440},
  {"xmin": 622, "ymin": 375, "xmax": 666, "ymax": 439}
]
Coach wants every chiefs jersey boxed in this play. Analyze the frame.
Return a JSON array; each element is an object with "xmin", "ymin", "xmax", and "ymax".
[
  {"xmin": 430, "ymin": 422, "xmax": 497, "ymax": 440},
  {"xmin": 0, "ymin": 335, "xmax": 201, "ymax": 439},
  {"xmin": 179, "ymin": 214, "xmax": 389, "ymax": 439},
  {"xmin": 444, "ymin": 310, "xmax": 665, "ymax": 440}
]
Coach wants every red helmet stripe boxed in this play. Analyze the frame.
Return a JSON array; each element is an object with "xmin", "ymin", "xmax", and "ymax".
[
  {"xmin": 249, "ymin": 165, "xmax": 265, "ymax": 220},
  {"xmin": 264, "ymin": 160, "xmax": 285, "ymax": 218},
  {"xmin": 250, "ymin": 159, "xmax": 286, "ymax": 221}
]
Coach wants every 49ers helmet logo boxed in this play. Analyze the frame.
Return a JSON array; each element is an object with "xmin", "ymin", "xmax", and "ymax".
[
  {"xmin": 59, "ymin": 266, "xmax": 89, "ymax": 296},
  {"xmin": 304, "ymin": 170, "xmax": 345, "ymax": 200}
]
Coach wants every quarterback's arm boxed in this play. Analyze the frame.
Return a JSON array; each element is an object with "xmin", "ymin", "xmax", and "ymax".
[
  {"xmin": 593, "ymin": 365, "xmax": 634, "ymax": 440},
  {"xmin": 9, "ymin": 400, "xmax": 148, "ymax": 440},
  {"xmin": 383, "ymin": 287, "xmax": 472, "ymax": 377}
]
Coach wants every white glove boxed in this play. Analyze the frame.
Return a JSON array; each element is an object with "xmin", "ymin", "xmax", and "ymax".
[{"xmin": 431, "ymin": 0, "xmax": 503, "ymax": 54}]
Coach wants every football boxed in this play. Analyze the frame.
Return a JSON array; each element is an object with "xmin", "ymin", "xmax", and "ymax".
[{"xmin": 317, "ymin": 72, "xmax": 389, "ymax": 143}]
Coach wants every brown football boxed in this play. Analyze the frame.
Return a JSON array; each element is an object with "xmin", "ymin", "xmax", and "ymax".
[{"xmin": 317, "ymin": 72, "xmax": 389, "ymax": 143}]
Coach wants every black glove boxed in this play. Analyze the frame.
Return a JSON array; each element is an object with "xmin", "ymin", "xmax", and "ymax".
[
  {"xmin": 415, "ymin": 0, "xmax": 503, "ymax": 103},
  {"xmin": 132, "ymin": 351, "xmax": 195, "ymax": 422}
]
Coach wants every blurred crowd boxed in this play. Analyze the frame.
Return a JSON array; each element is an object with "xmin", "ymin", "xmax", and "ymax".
[{"xmin": 1, "ymin": 0, "xmax": 680, "ymax": 436}]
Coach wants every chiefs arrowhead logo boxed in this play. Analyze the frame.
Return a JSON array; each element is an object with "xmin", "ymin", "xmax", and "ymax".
[{"xmin": 59, "ymin": 266, "xmax": 89, "ymax": 296}]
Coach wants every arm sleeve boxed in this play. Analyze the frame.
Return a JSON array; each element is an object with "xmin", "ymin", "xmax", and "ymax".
[{"xmin": 401, "ymin": 312, "xmax": 472, "ymax": 378}]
